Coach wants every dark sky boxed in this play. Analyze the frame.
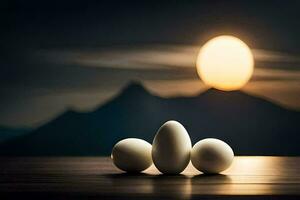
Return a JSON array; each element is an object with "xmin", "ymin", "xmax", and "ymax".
[
  {"xmin": 2, "ymin": 0, "xmax": 300, "ymax": 50},
  {"xmin": 1, "ymin": 0, "xmax": 300, "ymax": 127}
]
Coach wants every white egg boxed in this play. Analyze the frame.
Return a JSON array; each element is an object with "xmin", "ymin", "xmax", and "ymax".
[
  {"xmin": 191, "ymin": 138, "xmax": 234, "ymax": 174},
  {"xmin": 111, "ymin": 138, "xmax": 152, "ymax": 173},
  {"xmin": 152, "ymin": 120, "xmax": 192, "ymax": 174}
]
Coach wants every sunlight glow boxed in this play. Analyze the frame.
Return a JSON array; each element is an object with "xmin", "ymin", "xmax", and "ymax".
[{"xmin": 196, "ymin": 35, "xmax": 254, "ymax": 91}]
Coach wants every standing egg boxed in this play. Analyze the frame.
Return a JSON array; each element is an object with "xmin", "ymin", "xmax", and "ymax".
[
  {"xmin": 111, "ymin": 138, "xmax": 152, "ymax": 173},
  {"xmin": 152, "ymin": 120, "xmax": 192, "ymax": 174},
  {"xmin": 191, "ymin": 138, "xmax": 234, "ymax": 174}
]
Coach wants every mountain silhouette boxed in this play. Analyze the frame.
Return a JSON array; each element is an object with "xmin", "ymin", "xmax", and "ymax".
[
  {"xmin": 0, "ymin": 126, "xmax": 29, "ymax": 143},
  {"xmin": 0, "ymin": 81, "xmax": 299, "ymax": 156}
]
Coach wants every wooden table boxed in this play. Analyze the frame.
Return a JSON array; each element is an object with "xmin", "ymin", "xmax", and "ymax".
[{"xmin": 0, "ymin": 157, "xmax": 299, "ymax": 199}]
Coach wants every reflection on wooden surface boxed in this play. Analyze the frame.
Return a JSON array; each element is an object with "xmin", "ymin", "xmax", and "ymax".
[{"xmin": 0, "ymin": 157, "xmax": 300, "ymax": 199}]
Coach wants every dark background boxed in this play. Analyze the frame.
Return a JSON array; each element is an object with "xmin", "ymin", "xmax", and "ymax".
[
  {"xmin": 0, "ymin": 0, "xmax": 300, "ymax": 156},
  {"xmin": 2, "ymin": 0, "xmax": 300, "ymax": 50}
]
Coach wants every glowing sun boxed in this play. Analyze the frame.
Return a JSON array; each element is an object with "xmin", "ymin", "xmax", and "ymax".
[{"xmin": 196, "ymin": 35, "xmax": 254, "ymax": 91}]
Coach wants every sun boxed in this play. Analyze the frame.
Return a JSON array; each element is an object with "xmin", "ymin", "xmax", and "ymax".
[{"xmin": 196, "ymin": 35, "xmax": 254, "ymax": 91}]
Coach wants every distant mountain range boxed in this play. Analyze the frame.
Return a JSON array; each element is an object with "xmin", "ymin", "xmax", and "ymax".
[
  {"xmin": 0, "ymin": 126, "xmax": 29, "ymax": 143},
  {"xmin": 0, "ymin": 81, "xmax": 299, "ymax": 156}
]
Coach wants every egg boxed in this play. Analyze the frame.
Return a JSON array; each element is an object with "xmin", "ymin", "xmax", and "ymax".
[
  {"xmin": 191, "ymin": 138, "xmax": 234, "ymax": 174},
  {"xmin": 111, "ymin": 138, "xmax": 152, "ymax": 173},
  {"xmin": 152, "ymin": 120, "xmax": 192, "ymax": 174}
]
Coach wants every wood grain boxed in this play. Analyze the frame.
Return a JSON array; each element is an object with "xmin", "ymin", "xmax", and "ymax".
[{"xmin": 0, "ymin": 157, "xmax": 300, "ymax": 199}]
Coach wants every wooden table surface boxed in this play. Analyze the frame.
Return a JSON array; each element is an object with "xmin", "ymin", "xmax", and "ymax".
[{"xmin": 0, "ymin": 156, "xmax": 300, "ymax": 199}]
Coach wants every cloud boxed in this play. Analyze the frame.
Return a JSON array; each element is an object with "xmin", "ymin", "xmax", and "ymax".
[
  {"xmin": 253, "ymin": 49, "xmax": 300, "ymax": 63},
  {"xmin": 39, "ymin": 44, "xmax": 300, "ymax": 71},
  {"xmin": 31, "ymin": 44, "xmax": 300, "ymax": 85},
  {"xmin": 243, "ymin": 80, "xmax": 300, "ymax": 110},
  {"xmin": 251, "ymin": 68, "xmax": 300, "ymax": 82}
]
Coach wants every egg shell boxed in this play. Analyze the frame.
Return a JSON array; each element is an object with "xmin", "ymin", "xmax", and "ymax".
[
  {"xmin": 191, "ymin": 138, "xmax": 234, "ymax": 174},
  {"xmin": 152, "ymin": 120, "xmax": 192, "ymax": 174},
  {"xmin": 111, "ymin": 138, "xmax": 152, "ymax": 173}
]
